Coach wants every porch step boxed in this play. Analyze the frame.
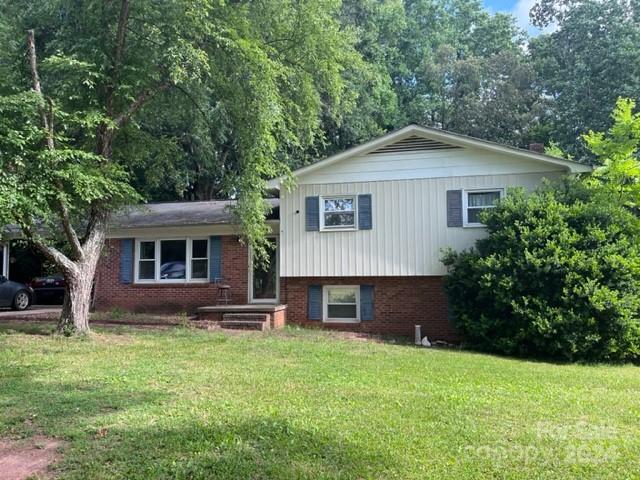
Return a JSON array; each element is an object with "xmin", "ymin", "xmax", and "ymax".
[{"xmin": 220, "ymin": 313, "xmax": 270, "ymax": 331}]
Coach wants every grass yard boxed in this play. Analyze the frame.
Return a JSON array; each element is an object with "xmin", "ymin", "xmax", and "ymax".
[{"xmin": 0, "ymin": 323, "xmax": 638, "ymax": 479}]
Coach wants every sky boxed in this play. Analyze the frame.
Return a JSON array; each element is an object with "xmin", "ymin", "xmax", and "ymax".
[{"xmin": 482, "ymin": 0, "xmax": 554, "ymax": 37}]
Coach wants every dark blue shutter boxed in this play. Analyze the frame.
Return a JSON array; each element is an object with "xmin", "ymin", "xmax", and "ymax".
[
  {"xmin": 360, "ymin": 285, "xmax": 374, "ymax": 321},
  {"xmin": 119, "ymin": 238, "xmax": 133, "ymax": 284},
  {"xmin": 446, "ymin": 190, "xmax": 463, "ymax": 227},
  {"xmin": 305, "ymin": 196, "xmax": 320, "ymax": 231},
  {"xmin": 358, "ymin": 194, "xmax": 372, "ymax": 230},
  {"xmin": 209, "ymin": 236, "xmax": 222, "ymax": 282},
  {"xmin": 308, "ymin": 285, "xmax": 322, "ymax": 320}
]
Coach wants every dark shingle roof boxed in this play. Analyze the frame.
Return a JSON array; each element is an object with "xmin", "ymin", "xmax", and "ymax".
[{"xmin": 110, "ymin": 199, "xmax": 279, "ymax": 229}]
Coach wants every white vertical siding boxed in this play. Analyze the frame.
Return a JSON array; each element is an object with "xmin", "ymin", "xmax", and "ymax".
[{"xmin": 279, "ymin": 171, "xmax": 562, "ymax": 277}]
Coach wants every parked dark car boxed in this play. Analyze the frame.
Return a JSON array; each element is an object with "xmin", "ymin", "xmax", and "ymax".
[
  {"xmin": 0, "ymin": 276, "xmax": 33, "ymax": 311},
  {"xmin": 30, "ymin": 274, "xmax": 65, "ymax": 304},
  {"xmin": 160, "ymin": 261, "xmax": 186, "ymax": 280}
]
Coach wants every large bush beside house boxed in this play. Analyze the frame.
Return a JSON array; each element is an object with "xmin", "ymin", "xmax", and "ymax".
[{"xmin": 442, "ymin": 179, "xmax": 640, "ymax": 363}]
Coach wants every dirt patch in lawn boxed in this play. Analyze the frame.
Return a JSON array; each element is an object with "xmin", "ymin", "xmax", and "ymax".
[{"xmin": 0, "ymin": 436, "xmax": 62, "ymax": 480}]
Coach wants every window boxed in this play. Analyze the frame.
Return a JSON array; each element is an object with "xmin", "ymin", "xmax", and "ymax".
[
  {"xmin": 321, "ymin": 196, "xmax": 356, "ymax": 230},
  {"xmin": 138, "ymin": 241, "xmax": 156, "ymax": 280},
  {"xmin": 191, "ymin": 239, "xmax": 209, "ymax": 280},
  {"xmin": 136, "ymin": 238, "xmax": 208, "ymax": 282},
  {"xmin": 464, "ymin": 189, "xmax": 503, "ymax": 226},
  {"xmin": 323, "ymin": 286, "xmax": 359, "ymax": 322},
  {"xmin": 160, "ymin": 240, "xmax": 186, "ymax": 280}
]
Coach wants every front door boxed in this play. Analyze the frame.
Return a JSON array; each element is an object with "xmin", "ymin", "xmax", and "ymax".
[{"xmin": 250, "ymin": 238, "xmax": 279, "ymax": 303}]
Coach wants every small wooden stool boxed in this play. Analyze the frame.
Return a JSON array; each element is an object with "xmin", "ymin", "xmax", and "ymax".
[{"xmin": 216, "ymin": 281, "xmax": 232, "ymax": 305}]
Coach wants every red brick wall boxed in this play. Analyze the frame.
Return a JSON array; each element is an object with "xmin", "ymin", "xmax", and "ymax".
[
  {"xmin": 272, "ymin": 307, "xmax": 286, "ymax": 329},
  {"xmin": 95, "ymin": 237, "xmax": 249, "ymax": 313},
  {"xmin": 95, "ymin": 238, "xmax": 458, "ymax": 340},
  {"xmin": 280, "ymin": 276, "xmax": 459, "ymax": 342}
]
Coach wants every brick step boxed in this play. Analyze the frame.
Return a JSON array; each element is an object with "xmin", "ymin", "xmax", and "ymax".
[
  {"xmin": 222, "ymin": 313, "xmax": 270, "ymax": 322},
  {"xmin": 219, "ymin": 320, "xmax": 269, "ymax": 331}
]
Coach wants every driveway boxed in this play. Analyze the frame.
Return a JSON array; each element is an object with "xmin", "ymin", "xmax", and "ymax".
[{"xmin": 0, "ymin": 306, "xmax": 61, "ymax": 321}]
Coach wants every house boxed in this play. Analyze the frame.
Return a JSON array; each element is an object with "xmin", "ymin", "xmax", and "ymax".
[{"xmin": 94, "ymin": 125, "xmax": 590, "ymax": 339}]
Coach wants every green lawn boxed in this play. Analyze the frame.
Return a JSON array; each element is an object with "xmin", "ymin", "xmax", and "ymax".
[{"xmin": 0, "ymin": 323, "xmax": 638, "ymax": 479}]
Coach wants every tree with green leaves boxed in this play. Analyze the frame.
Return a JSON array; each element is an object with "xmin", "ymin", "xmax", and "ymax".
[
  {"xmin": 0, "ymin": 0, "xmax": 358, "ymax": 334},
  {"xmin": 386, "ymin": 0, "xmax": 543, "ymax": 147},
  {"xmin": 530, "ymin": 0, "xmax": 640, "ymax": 156},
  {"xmin": 443, "ymin": 98, "xmax": 640, "ymax": 363},
  {"xmin": 583, "ymin": 98, "xmax": 640, "ymax": 206}
]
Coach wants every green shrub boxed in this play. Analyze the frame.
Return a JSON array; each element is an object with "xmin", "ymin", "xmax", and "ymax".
[{"xmin": 443, "ymin": 179, "xmax": 640, "ymax": 363}]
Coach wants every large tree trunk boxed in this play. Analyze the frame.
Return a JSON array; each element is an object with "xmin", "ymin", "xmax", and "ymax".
[
  {"xmin": 53, "ymin": 214, "xmax": 107, "ymax": 335},
  {"xmin": 59, "ymin": 273, "xmax": 94, "ymax": 334}
]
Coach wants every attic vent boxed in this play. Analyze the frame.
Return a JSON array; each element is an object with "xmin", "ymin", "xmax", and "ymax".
[{"xmin": 367, "ymin": 135, "xmax": 461, "ymax": 155}]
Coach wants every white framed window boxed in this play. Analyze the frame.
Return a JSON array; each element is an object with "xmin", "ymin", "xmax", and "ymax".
[
  {"xmin": 323, "ymin": 285, "xmax": 360, "ymax": 323},
  {"xmin": 190, "ymin": 239, "xmax": 209, "ymax": 280},
  {"xmin": 135, "ymin": 238, "xmax": 209, "ymax": 283},
  {"xmin": 138, "ymin": 241, "xmax": 156, "ymax": 280},
  {"xmin": 463, "ymin": 189, "xmax": 504, "ymax": 227},
  {"xmin": 320, "ymin": 196, "xmax": 357, "ymax": 231}
]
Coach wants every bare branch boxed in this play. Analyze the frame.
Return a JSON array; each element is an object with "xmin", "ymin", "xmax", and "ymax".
[
  {"xmin": 174, "ymin": 84, "xmax": 209, "ymax": 120},
  {"xmin": 27, "ymin": 29, "xmax": 54, "ymax": 150},
  {"xmin": 27, "ymin": 30, "xmax": 83, "ymax": 259},
  {"xmin": 114, "ymin": 0, "xmax": 130, "ymax": 73},
  {"xmin": 114, "ymin": 81, "xmax": 172, "ymax": 127},
  {"xmin": 106, "ymin": 0, "xmax": 131, "ymax": 117},
  {"xmin": 19, "ymin": 222, "xmax": 77, "ymax": 275},
  {"xmin": 56, "ymin": 198, "xmax": 83, "ymax": 260}
]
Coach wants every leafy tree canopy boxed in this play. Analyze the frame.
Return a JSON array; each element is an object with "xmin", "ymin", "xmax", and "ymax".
[
  {"xmin": 530, "ymin": 0, "xmax": 640, "ymax": 156},
  {"xmin": 0, "ymin": 0, "xmax": 360, "ymax": 248},
  {"xmin": 0, "ymin": 0, "xmax": 360, "ymax": 332},
  {"xmin": 443, "ymin": 98, "xmax": 640, "ymax": 363}
]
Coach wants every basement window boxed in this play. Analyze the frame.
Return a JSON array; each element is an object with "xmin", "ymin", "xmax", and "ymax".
[{"xmin": 323, "ymin": 286, "xmax": 359, "ymax": 323}]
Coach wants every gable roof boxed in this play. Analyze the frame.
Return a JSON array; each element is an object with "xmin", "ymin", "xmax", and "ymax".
[{"xmin": 267, "ymin": 124, "xmax": 592, "ymax": 188}]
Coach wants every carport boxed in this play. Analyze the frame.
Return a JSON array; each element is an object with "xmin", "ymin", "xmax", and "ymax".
[{"xmin": 0, "ymin": 237, "xmax": 64, "ymax": 305}]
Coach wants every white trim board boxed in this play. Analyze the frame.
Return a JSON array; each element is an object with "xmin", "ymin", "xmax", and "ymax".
[{"xmin": 0, "ymin": 243, "xmax": 8, "ymax": 278}]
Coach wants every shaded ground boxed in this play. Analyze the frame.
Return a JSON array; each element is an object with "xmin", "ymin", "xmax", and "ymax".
[
  {"xmin": 0, "ymin": 308, "xmax": 186, "ymax": 328},
  {"xmin": 0, "ymin": 306, "xmax": 61, "ymax": 321},
  {"xmin": 0, "ymin": 436, "xmax": 61, "ymax": 480}
]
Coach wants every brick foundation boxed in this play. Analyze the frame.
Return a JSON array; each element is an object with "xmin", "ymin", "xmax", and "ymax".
[
  {"xmin": 94, "ymin": 237, "xmax": 249, "ymax": 313},
  {"xmin": 280, "ymin": 276, "xmax": 459, "ymax": 342}
]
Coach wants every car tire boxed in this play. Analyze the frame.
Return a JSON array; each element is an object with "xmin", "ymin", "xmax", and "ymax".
[{"xmin": 12, "ymin": 290, "xmax": 31, "ymax": 311}]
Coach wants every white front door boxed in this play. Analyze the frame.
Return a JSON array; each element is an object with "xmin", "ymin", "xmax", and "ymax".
[{"xmin": 249, "ymin": 237, "xmax": 279, "ymax": 303}]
